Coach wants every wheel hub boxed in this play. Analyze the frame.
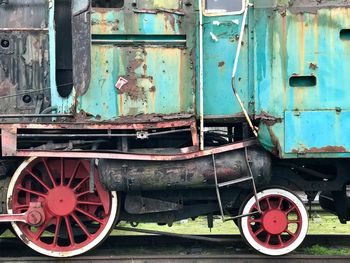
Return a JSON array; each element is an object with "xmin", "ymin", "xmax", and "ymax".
[
  {"xmin": 262, "ymin": 210, "xmax": 288, "ymax": 235},
  {"xmin": 47, "ymin": 186, "xmax": 77, "ymax": 216}
]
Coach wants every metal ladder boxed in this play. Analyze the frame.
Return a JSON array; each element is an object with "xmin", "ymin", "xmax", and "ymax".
[{"xmin": 212, "ymin": 147, "xmax": 261, "ymax": 222}]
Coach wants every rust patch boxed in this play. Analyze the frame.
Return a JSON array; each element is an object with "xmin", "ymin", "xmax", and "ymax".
[
  {"xmin": 164, "ymin": 13, "xmax": 176, "ymax": 32},
  {"xmin": 218, "ymin": 61, "xmax": 225, "ymax": 68},
  {"xmin": 74, "ymin": 110, "xmax": 94, "ymax": 121},
  {"xmin": 143, "ymin": 64, "xmax": 148, "ymax": 76},
  {"xmin": 257, "ymin": 111, "xmax": 283, "ymax": 126},
  {"xmin": 117, "ymin": 48, "xmax": 147, "ymax": 101},
  {"xmin": 309, "ymin": 63, "xmax": 318, "ymax": 70},
  {"xmin": 293, "ymin": 146, "xmax": 347, "ymax": 153},
  {"xmin": 267, "ymin": 125, "xmax": 282, "ymax": 157},
  {"xmin": 0, "ymin": 79, "xmax": 15, "ymax": 96},
  {"xmin": 149, "ymin": 86, "xmax": 156, "ymax": 92}
]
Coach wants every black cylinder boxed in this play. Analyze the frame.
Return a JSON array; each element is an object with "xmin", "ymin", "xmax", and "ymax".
[{"xmin": 98, "ymin": 148, "xmax": 271, "ymax": 192}]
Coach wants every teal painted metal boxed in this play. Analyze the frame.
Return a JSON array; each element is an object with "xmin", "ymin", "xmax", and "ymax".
[
  {"xmin": 199, "ymin": 14, "xmax": 252, "ymax": 118},
  {"xmin": 78, "ymin": 3, "xmax": 195, "ymax": 119},
  {"xmin": 254, "ymin": 0, "xmax": 350, "ymax": 158},
  {"xmin": 285, "ymin": 111, "xmax": 350, "ymax": 154},
  {"xmin": 49, "ymin": 0, "xmax": 350, "ymax": 158}
]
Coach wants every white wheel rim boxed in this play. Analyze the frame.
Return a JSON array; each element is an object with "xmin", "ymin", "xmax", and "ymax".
[
  {"xmin": 7, "ymin": 157, "xmax": 118, "ymax": 258},
  {"xmin": 240, "ymin": 188, "xmax": 308, "ymax": 256}
]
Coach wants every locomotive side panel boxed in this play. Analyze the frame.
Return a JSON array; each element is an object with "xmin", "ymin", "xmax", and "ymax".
[
  {"xmin": 52, "ymin": 0, "xmax": 197, "ymax": 120},
  {"xmin": 254, "ymin": 0, "xmax": 350, "ymax": 157}
]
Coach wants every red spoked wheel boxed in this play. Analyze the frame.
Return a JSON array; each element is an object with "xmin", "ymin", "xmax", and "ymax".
[
  {"xmin": 7, "ymin": 157, "xmax": 118, "ymax": 258},
  {"xmin": 239, "ymin": 188, "xmax": 308, "ymax": 256}
]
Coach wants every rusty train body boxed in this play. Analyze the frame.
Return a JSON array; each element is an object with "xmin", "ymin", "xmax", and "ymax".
[{"xmin": 0, "ymin": 0, "xmax": 350, "ymax": 257}]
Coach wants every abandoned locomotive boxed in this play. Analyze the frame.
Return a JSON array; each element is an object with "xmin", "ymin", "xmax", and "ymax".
[{"xmin": 0, "ymin": 0, "xmax": 350, "ymax": 258}]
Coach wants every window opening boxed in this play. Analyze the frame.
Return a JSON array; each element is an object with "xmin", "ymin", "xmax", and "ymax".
[
  {"xmin": 205, "ymin": 0, "xmax": 244, "ymax": 15},
  {"xmin": 92, "ymin": 0, "xmax": 124, "ymax": 8}
]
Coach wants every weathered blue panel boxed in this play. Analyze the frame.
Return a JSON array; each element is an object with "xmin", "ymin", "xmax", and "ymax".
[
  {"xmin": 200, "ymin": 14, "xmax": 251, "ymax": 117},
  {"xmin": 285, "ymin": 111, "xmax": 350, "ymax": 154},
  {"xmin": 254, "ymin": 1, "xmax": 350, "ymax": 158},
  {"xmin": 77, "ymin": 4, "xmax": 196, "ymax": 120}
]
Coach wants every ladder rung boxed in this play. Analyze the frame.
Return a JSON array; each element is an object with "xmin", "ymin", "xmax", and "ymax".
[{"xmin": 218, "ymin": 176, "xmax": 253, "ymax": 188}]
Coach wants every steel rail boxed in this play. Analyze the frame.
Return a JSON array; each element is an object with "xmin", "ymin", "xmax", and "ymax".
[{"xmin": 1, "ymin": 235, "xmax": 350, "ymax": 261}]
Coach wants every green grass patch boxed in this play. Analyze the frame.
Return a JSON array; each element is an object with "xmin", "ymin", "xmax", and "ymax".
[
  {"xmin": 303, "ymin": 245, "xmax": 350, "ymax": 255},
  {"xmin": 113, "ymin": 213, "xmax": 350, "ymax": 236}
]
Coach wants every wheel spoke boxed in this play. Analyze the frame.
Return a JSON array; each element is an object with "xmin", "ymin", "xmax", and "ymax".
[
  {"xmin": 64, "ymin": 216, "xmax": 75, "ymax": 246},
  {"xmin": 71, "ymin": 213, "xmax": 92, "ymax": 238},
  {"xmin": 26, "ymin": 169, "xmax": 50, "ymax": 191},
  {"xmin": 278, "ymin": 197, "xmax": 284, "ymax": 209},
  {"xmin": 42, "ymin": 158, "xmax": 57, "ymax": 187},
  {"xmin": 67, "ymin": 160, "xmax": 81, "ymax": 187},
  {"xmin": 266, "ymin": 197, "xmax": 272, "ymax": 210},
  {"xmin": 277, "ymin": 234, "xmax": 283, "ymax": 245},
  {"xmin": 17, "ymin": 186, "xmax": 47, "ymax": 198},
  {"xmin": 52, "ymin": 217, "xmax": 62, "ymax": 247},
  {"xmin": 77, "ymin": 190, "xmax": 91, "ymax": 198},
  {"xmin": 285, "ymin": 229, "xmax": 295, "ymax": 237},
  {"xmin": 285, "ymin": 205, "xmax": 296, "ymax": 215},
  {"xmin": 250, "ymin": 218, "xmax": 262, "ymax": 223},
  {"xmin": 254, "ymin": 227, "xmax": 264, "ymax": 236},
  {"xmin": 73, "ymin": 177, "xmax": 89, "ymax": 192},
  {"xmin": 60, "ymin": 158, "xmax": 64, "ymax": 186},
  {"xmin": 75, "ymin": 207, "xmax": 104, "ymax": 224},
  {"xmin": 265, "ymin": 234, "xmax": 271, "ymax": 244},
  {"xmin": 34, "ymin": 222, "xmax": 48, "ymax": 240},
  {"xmin": 78, "ymin": 201, "xmax": 103, "ymax": 206}
]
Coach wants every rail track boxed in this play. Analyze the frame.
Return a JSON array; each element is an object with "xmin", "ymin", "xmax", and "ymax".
[{"xmin": 1, "ymin": 234, "xmax": 350, "ymax": 262}]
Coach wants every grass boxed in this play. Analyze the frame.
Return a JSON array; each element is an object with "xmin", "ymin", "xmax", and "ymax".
[
  {"xmin": 114, "ymin": 212, "xmax": 350, "ymax": 236},
  {"xmin": 303, "ymin": 245, "xmax": 350, "ymax": 256}
]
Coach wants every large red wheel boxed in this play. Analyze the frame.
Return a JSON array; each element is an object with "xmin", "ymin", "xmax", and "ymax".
[
  {"xmin": 239, "ymin": 188, "xmax": 308, "ymax": 256},
  {"xmin": 7, "ymin": 157, "xmax": 118, "ymax": 257}
]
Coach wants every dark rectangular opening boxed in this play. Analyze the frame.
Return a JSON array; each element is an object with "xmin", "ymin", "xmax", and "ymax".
[
  {"xmin": 92, "ymin": 0, "xmax": 124, "ymax": 8},
  {"xmin": 340, "ymin": 29, "xmax": 350, "ymax": 40},
  {"xmin": 289, "ymin": 75, "xmax": 317, "ymax": 87},
  {"xmin": 91, "ymin": 34, "xmax": 187, "ymax": 46}
]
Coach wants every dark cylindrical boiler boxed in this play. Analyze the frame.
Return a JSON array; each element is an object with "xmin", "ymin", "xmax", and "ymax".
[{"xmin": 98, "ymin": 148, "xmax": 271, "ymax": 192}]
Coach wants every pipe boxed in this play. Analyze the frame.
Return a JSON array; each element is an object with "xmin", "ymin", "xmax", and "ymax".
[
  {"xmin": 198, "ymin": 0, "xmax": 205, "ymax": 150},
  {"xmin": 98, "ymin": 148, "xmax": 271, "ymax": 192},
  {"xmin": 231, "ymin": 1, "xmax": 258, "ymax": 137}
]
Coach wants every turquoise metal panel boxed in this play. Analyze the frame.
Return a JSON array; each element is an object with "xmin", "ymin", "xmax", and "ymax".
[
  {"xmin": 199, "ymin": 13, "xmax": 252, "ymax": 118},
  {"xmin": 285, "ymin": 110, "xmax": 350, "ymax": 153},
  {"xmin": 254, "ymin": 1, "xmax": 350, "ymax": 158},
  {"xmin": 75, "ymin": 2, "xmax": 196, "ymax": 120},
  {"xmin": 77, "ymin": 46, "xmax": 193, "ymax": 119}
]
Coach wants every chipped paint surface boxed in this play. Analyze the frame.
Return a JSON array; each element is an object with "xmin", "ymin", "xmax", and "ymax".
[
  {"xmin": 0, "ymin": 0, "xmax": 50, "ymax": 116},
  {"xmin": 74, "ymin": 1, "xmax": 196, "ymax": 119},
  {"xmin": 199, "ymin": 12, "xmax": 252, "ymax": 118},
  {"xmin": 254, "ymin": 0, "xmax": 350, "ymax": 157},
  {"xmin": 3, "ymin": 0, "xmax": 350, "ymax": 159}
]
